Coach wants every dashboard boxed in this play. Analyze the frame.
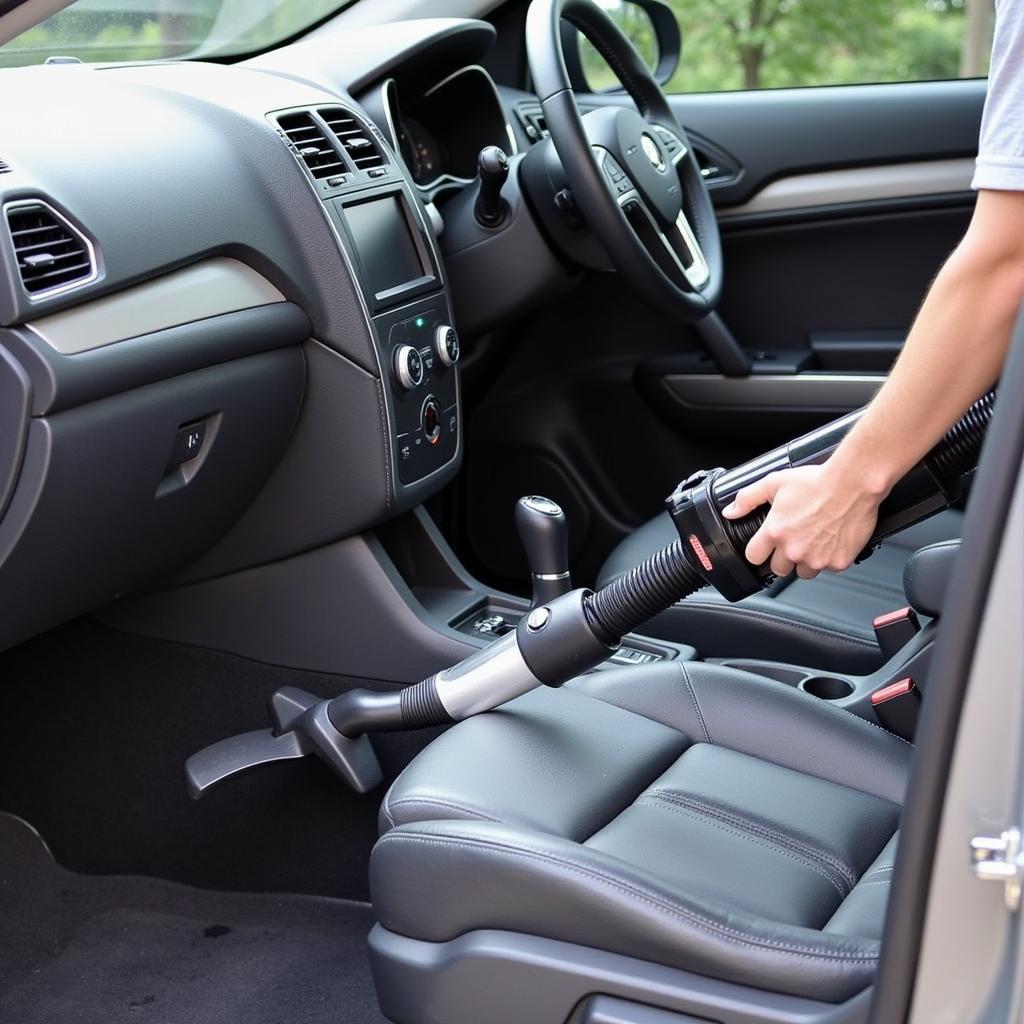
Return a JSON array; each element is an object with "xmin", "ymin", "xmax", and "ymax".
[{"xmin": 0, "ymin": 17, "xmax": 521, "ymax": 654}]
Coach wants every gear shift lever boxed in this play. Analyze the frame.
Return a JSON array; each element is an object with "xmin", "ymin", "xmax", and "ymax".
[
  {"xmin": 474, "ymin": 146, "xmax": 510, "ymax": 228},
  {"xmin": 515, "ymin": 495, "xmax": 571, "ymax": 608}
]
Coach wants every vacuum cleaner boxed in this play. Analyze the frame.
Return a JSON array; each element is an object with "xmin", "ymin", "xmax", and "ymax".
[{"xmin": 185, "ymin": 389, "xmax": 996, "ymax": 797}]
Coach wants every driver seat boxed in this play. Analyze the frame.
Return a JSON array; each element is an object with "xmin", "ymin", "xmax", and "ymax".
[
  {"xmin": 596, "ymin": 509, "xmax": 964, "ymax": 672},
  {"xmin": 369, "ymin": 661, "xmax": 910, "ymax": 1021}
]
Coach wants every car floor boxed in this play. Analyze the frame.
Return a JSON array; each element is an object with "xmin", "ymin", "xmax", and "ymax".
[
  {"xmin": 0, "ymin": 618, "xmax": 446, "ymax": 1024},
  {"xmin": 0, "ymin": 812, "xmax": 386, "ymax": 1024}
]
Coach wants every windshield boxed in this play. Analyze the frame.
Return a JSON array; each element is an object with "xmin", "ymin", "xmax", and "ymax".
[{"xmin": 0, "ymin": 0, "xmax": 349, "ymax": 67}]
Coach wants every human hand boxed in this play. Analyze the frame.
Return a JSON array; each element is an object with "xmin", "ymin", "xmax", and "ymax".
[{"xmin": 720, "ymin": 463, "xmax": 886, "ymax": 580}]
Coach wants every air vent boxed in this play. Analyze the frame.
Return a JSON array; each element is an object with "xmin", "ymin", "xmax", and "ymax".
[
  {"xmin": 277, "ymin": 111, "xmax": 346, "ymax": 180},
  {"xmin": 320, "ymin": 108, "xmax": 387, "ymax": 171},
  {"xmin": 0, "ymin": 158, "xmax": 10, "ymax": 174},
  {"xmin": 6, "ymin": 203, "xmax": 94, "ymax": 296}
]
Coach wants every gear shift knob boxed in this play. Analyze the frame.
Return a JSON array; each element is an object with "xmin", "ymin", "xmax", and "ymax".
[
  {"xmin": 474, "ymin": 146, "xmax": 510, "ymax": 228},
  {"xmin": 515, "ymin": 495, "xmax": 571, "ymax": 608}
]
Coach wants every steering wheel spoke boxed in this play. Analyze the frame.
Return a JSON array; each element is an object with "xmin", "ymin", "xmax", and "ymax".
[{"xmin": 619, "ymin": 193, "xmax": 711, "ymax": 292}]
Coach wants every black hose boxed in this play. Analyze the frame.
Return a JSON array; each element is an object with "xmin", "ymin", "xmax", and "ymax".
[
  {"xmin": 586, "ymin": 539, "xmax": 704, "ymax": 644},
  {"xmin": 926, "ymin": 389, "xmax": 997, "ymax": 484}
]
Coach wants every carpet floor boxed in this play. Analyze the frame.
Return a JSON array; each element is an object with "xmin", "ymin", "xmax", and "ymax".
[{"xmin": 0, "ymin": 813, "xmax": 386, "ymax": 1024}]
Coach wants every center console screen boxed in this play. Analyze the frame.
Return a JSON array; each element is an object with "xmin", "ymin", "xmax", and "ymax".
[{"xmin": 343, "ymin": 195, "xmax": 431, "ymax": 303}]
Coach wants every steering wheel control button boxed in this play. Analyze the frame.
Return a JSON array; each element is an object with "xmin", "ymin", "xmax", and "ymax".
[
  {"xmin": 434, "ymin": 324, "xmax": 460, "ymax": 367},
  {"xmin": 527, "ymin": 606, "xmax": 551, "ymax": 632},
  {"xmin": 421, "ymin": 397, "xmax": 442, "ymax": 444},
  {"xmin": 651, "ymin": 125, "xmax": 686, "ymax": 163},
  {"xmin": 393, "ymin": 344, "xmax": 424, "ymax": 390},
  {"xmin": 601, "ymin": 154, "xmax": 633, "ymax": 196}
]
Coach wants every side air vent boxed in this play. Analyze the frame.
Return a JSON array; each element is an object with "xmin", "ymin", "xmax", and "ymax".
[
  {"xmin": 6, "ymin": 202, "xmax": 95, "ymax": 296},
  {"xmin": 0, "ymin": 158, "xmax": 10, "ymax": 174},
  {"xmin": 320, "ymin": 107, "xmax": 387, "ymax": 171},
  {"xmin": 277, "ymin": 111, "xmax": 346, "ymax": 179}
]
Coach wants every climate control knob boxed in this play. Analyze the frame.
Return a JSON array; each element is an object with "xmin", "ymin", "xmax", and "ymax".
[
  {"xmin": 393, "ymin": 344, "xmax": 424, "ymax": 390},
  {"xmin": 434, "ymin": 324, "xmax": 460, "ymax": 367}
]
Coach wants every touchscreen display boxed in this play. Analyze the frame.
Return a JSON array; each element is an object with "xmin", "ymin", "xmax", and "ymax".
[{"xmin": 345, "ymin": 196, "xmax": 428, "ymax": 297}]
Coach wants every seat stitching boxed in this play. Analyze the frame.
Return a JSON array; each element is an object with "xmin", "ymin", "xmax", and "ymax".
[
  {"xmin": 381, "ymin": 781, "xmax": 398, "ymax": 829},
  {"xmin": 849, "ymin": 879, "xmax": 892, "ymax": 889},
  {"xmin": 377, "ymin": 831, "xmax": 879, "ymax": 964},
  {"xmin": 678, "ymin": 662, "xmax": 712, "ymax": 743},
  {"xmin": 861, "ymin": 865, "xmax": 894, "ymax": 879},
  {"xmin": 646, "ymin": 789, "xmax": 857, "ymax": 890},
  {"xmin": 386, "ymin": 797, "xmax": 502, "ymax": 823},
  {"xmin": 632, "ymin": 797, "xmax": 847, "ymax": 897},
  {"xmin": 672, "ymin": 603, "xmax": 879, "ymax": 648}
]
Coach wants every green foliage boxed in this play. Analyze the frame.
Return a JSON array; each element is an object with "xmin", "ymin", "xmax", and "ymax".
[{"xmin": 580, "ymin": 0, "xmax": 988, "ymax": 94}]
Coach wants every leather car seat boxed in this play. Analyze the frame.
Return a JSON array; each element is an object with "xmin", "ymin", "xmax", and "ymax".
[
  {"xmin": 370, "ymin": 661, "xmax": 911, "ymax": 1018},
  {"xmin": 596, "ymin": 509, "xmax": 964, "ymax": 672}
]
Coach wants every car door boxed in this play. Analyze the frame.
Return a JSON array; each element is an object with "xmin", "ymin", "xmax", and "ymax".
[{"xmin": 459, "ymin": 0, "xmax": 988, "ymax": 589}]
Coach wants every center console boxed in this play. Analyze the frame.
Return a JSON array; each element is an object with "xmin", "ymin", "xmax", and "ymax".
[{"xmin": 275, "ymin": 104, "xmax": 462, "ymax": 499}]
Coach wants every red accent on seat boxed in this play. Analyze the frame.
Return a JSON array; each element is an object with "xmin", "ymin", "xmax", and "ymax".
[
  {"xmin": 873, "ymin": 607, "xmax": 913, "ymax": 629},
  {"xmin": 870, "ymin": 677, "xmax": 916, "ymax": 705}
]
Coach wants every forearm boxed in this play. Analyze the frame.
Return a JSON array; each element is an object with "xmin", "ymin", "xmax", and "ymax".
[{"xmin": 828, "ymin": 193, "xmax": 1022, "ymax": 494}]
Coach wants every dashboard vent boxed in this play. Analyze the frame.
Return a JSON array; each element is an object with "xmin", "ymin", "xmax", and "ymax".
[
  {"xmin": 6, "ymin": 203, "xmax": 94, "ymax": 296},
  {"xmin": 0, "ymin": 158, "xmax": 10, "ymax": 174},
  {"xmin": 320, "ymin": 107, "xmax": 387, "ymax": 171},
  {"xmin": 277, "ymin": 111, "xmax": 346, "ymax": 179}
]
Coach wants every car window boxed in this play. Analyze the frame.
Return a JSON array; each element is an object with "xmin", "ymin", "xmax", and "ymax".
[
  {"xmin": 0, "ymin": 0, "xmax": 350, "ymax": 66},
  {"xmin": 581, "ymin": 0, "xmax": 994, "ymax": 93}
]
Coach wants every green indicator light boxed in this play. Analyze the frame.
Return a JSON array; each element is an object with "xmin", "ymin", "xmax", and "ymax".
[{"xmin": 415, "ymin": 317, "xmax": 426, "ymax": 328}]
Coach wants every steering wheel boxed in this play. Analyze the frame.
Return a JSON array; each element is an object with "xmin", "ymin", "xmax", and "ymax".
[{"xmin": 525, "ymin": 0, "xmax": 723, "ymax": 322}]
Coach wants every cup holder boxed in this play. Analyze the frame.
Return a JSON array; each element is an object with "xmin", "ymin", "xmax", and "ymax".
[{"xmin": 800, "ymin": 676, "xmax": 855, "ymax": 701}]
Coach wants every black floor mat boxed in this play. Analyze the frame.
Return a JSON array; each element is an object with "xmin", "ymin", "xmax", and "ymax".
[{"xmin": 0, "ymin": 814, "xmax": 385, "ymax": 1024}]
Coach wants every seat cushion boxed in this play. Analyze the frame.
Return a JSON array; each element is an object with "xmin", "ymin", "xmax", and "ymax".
[
  {"xmin": 595, "ymin": 508, "xmax": 964, "ymax": 672},
  {"xmin": 372, "ymin": 662, "xmax": 912, "ymax": 1002}
]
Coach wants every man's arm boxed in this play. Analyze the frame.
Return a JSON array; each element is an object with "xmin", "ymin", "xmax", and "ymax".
[{"xmin": 722, "ymin": 188, "xmax": 1024, "ymax": 580}]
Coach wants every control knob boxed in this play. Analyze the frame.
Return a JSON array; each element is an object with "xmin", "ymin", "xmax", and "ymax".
[
  {"xmin": 434, "ymin": 324, "xmax": 460, "ymax": 367},
  {"xmin": 393, "ymin": 344, "xmax": 424, "ymax": 390}
]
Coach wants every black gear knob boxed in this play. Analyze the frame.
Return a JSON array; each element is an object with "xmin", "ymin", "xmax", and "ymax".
[
  {"xmin": 474, "ymin": 146, "xmax": 510, "ymax": 228},
  {"xmin": 515, "ymin": 495, "xmax": 571, "ymax": 608}
]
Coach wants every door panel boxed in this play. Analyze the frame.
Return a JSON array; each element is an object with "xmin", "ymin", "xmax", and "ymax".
[{"xmin": 665, "ymin": 80, "xmax": 985, "ymax": 208}]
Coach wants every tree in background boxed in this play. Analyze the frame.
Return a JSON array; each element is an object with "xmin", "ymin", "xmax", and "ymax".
[{"xmin": 584, "ymin": 0, "xmax": 994, "ymax": 93}]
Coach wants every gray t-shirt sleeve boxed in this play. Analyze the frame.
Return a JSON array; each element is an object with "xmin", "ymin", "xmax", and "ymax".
[{"xmin": 974, "ymin": 0, "xmax": 1024, "ymax": 190}]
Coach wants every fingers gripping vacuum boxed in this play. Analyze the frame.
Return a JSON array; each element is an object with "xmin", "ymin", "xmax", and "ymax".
[{"xmin": 185, "ymin": 390, "xmax": 995, "ymax": 798}]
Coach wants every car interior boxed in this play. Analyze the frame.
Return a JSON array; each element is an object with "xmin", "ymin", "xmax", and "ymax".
[{"xmin": 0, "ymin": 0, "xmax": 1020, "ymax": 1022}]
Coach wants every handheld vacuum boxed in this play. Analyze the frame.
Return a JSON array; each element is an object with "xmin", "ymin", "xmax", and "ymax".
[{"xmin": 186, "ymin": 389, "xmax": 996, "ymax": 797}]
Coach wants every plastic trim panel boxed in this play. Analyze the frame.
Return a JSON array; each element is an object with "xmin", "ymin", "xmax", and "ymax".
[{"xmin": 26, "ymin": 258, "xmax": 284, "ymax": 354}]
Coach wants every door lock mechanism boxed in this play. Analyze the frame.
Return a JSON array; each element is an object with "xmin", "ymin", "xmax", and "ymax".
[{"xmin": 971, "ymin": 827, "xmax": 1024, "ymax": 911}]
